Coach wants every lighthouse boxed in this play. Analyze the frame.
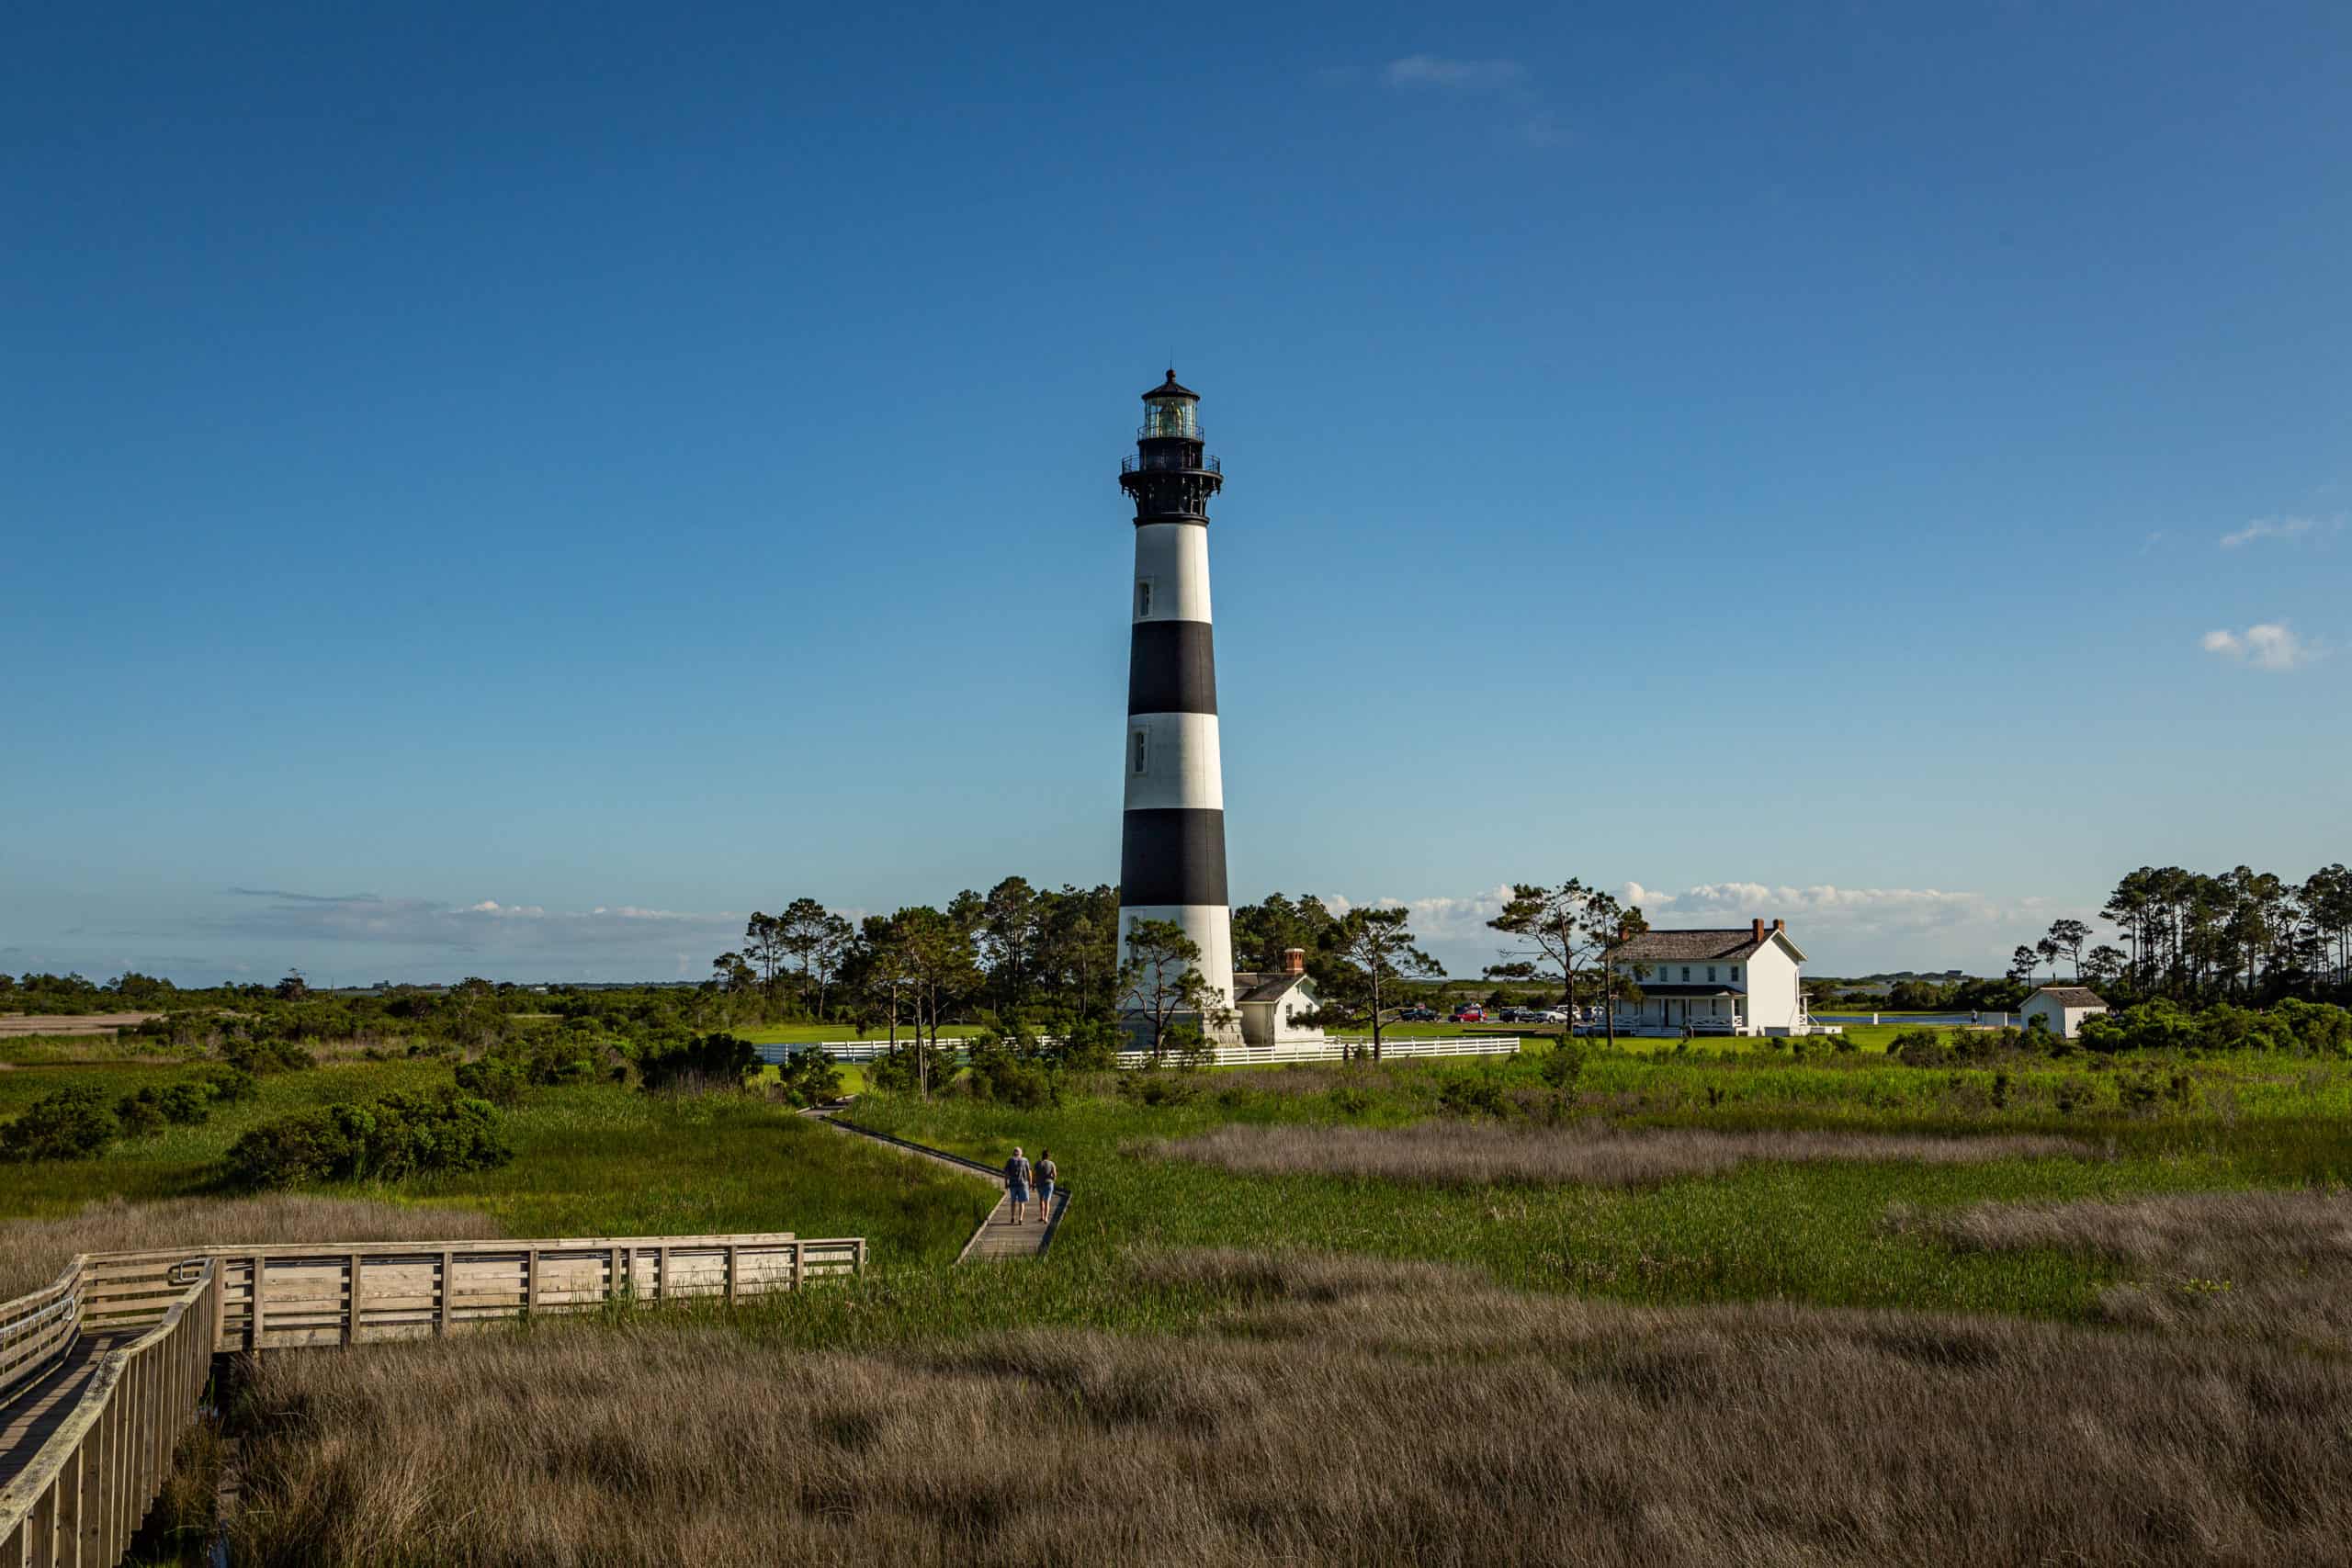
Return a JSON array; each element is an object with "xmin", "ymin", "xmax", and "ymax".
[{"xmin": 1116, "ymin": 371, "xmax": 1235, "ymax": 1035}]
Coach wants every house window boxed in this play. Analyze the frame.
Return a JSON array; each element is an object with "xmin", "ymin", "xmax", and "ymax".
[
  {"xmin": 1680, "ymin": 967, "xmax": 1690, "ymax": 982},
  {"xmin": 1136, "ymin": 580, "xmax": 1153, "ymax": 618},
  {"xmin": 1130, "ymin": 728, "xmax": 1148, "ymax": 774},
  {"xmin": 1731, "ymin": 966, "xmax": 1740, "ymax": 982},
  {"xmin": 1706, "ymin": 966, "xmax": 1716, "ymax": 982}
]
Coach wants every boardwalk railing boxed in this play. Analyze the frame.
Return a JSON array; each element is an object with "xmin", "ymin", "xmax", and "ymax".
[
  {"xmin": 1, "ymin": 1230, "xmax": 865, "ymax": 1563},
  {"xmin": 1, "ymin": 1256, "xmax": 219, "ymax": 1568},
  {"xmin": 764, "ymin": 1035, "xmax": 1528, "ymax": 1068}
]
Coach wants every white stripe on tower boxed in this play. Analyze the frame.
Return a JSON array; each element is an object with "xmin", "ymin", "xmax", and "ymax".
[{"xmin": 1117, "ymin": 370, "xmax": 1232, "ymax": 1032}]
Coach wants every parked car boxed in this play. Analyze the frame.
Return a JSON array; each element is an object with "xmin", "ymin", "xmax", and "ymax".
[
  {"xmin": 1496, "ymin": 1006, "xmax": 1523, "ymax": 1022},
  {"xmin": 1525, "ymin": 1008, "xmax": 1567, "ymax": 1024},
  {"xmin": 1396, "ymin": 1005, "xmax": 1438, "ymax": 1022},
  {"xmin": 1451, "ymin": 1006, "xmax": 1486, "ymax": 1023}
]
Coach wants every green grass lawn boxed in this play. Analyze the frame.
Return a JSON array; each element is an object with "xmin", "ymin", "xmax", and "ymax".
[{"xmin": 0, "ymin": 1055, "xmax": 986, "ymax": 1262}]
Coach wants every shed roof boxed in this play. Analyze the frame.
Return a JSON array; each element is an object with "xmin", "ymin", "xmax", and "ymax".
[{"xmin": 2030, "ymin": 986, "xmax": 2108, "ymax": 1008}]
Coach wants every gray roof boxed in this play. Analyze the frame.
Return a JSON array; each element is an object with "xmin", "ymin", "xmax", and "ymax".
[
  {"xmin": 1611, "ymin": 929, "xmax": 1769, "ymax": 963},
  {"xmin": 1232, "ymin": 970, "xmax": 1311, "ymax": 1005},
  {"xmin": 2030, "ymin": 987, "xmax": 2107, "ymax": 1008}
]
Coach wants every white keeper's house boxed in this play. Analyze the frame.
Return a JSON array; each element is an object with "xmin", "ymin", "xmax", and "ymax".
[{"xmin": 1607, "ymin": 919, "xmax": 1812, "ymax": 1036}]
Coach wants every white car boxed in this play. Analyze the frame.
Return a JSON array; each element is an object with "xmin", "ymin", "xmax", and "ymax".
[{"xmin": 1525, "ymin": 1008, "xmax": 1567, "ymax": 1024}]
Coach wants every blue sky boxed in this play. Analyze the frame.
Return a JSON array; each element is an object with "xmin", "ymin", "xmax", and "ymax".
[{"xmin": 3, "ymin": 2, "xmax": 2346, "ymax": 985}]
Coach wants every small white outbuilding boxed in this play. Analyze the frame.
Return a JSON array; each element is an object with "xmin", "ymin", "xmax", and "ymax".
[{"xmin": 2020, "ymin": 986, "xmax": 2109, "ymax": 1039}]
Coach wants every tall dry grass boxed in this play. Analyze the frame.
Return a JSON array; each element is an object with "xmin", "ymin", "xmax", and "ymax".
[
  {"xmin": 1892, "ymin": 1188, "xmax": 2352, "ymax": 1350},
  {"xmin": 0, "ymin": 1195, "xmax": 502, "ymax": 1299},
  {"xmin": 226, "ymin": 1247, "xmax": 2352, "ymax": 1566},
  {"xmin": 1164, "ymin": 1119, "xmax": 2087, "ymax": 1188}
]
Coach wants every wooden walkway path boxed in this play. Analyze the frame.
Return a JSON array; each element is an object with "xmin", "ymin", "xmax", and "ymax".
[
  {"xmin": 3, "ymin": 1230, "xmax": 867, "ymax": 1564},
  {"xmin": 815, "ymin": 1111, "xmax": 1069, "ymax": 1262}
]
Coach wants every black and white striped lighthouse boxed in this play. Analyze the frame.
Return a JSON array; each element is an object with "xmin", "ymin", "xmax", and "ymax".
[{"xmin": 1116, "ymin": 370, "xmax": 1233, "ymax": 1029}]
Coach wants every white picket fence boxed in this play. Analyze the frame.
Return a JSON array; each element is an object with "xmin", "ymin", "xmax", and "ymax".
[{"xmin": 757, "ymin": 1035, "xmax": 1526, "ymax": 1069}]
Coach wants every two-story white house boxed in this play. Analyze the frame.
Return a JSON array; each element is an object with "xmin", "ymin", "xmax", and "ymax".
[{"xmin": 1606, "ymin": 919, "xmax": 1810, "ymax": 1036}]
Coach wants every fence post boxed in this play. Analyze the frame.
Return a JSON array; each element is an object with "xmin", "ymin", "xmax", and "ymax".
[
  {"xmin": 438, "ymin": 1249, "xmax": 454, "ymax": 1336},
  {"xmin": 792, "ymin": 1241, "xmax": 805, "ymax": 1292},
  {"xmin": 854, "ymin": 1238, "xmax": 867, "ymax": 1275},
  {"xmin": 726, "ymin": 1245, "xmax": 740, "ymax": 1303},
  {"xmin": 526, "ymin": 1248, "xmax": 540, "ymax": 1316},
  {"xmin": 250, "ymin": 1255, "xmax": 266, "ymax": 1357},
  {"xmin": 210, "ymin": 1254, "xmax": 225, "ymax": 1352},
  {"xmin": 345, "ymin": 1251, "xmax": 361, "ymax": 1347},
  {"xmin": 610, "ymin": 1245, "xmax": 622, "ymax": 1305}
]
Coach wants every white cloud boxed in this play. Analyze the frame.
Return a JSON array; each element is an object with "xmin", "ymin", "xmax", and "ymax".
[
  {"xmin": 1383, "ymin": 55, "xmax": 1526, "ymax": 91},
  {"xmin": 2201, "ymin": 622, "xmax": 2317, "ymax": 671},
  {"xmin": 1379, "ymin": 55, "xmax": 1563, "ymax": 148},
  {"xmin": 211, "ymin": 889, "xmax": 741, "ymax": 958},
  {"xmin": 2218, "ymin": 515, "xmax": 2336, "ymax": 548}
]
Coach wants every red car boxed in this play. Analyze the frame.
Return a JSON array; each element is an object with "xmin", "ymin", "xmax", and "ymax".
[{"xmin": 1451, "ymin": 1006, "xmax": 1485, "ymax": 1023}]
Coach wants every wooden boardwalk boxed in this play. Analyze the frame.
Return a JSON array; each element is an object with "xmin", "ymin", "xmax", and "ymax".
[
  {"xmin": 2, "ymin": 1229, "xmax": 867, "ymax": 1565},
  {"xmin": 816, "ymin": 1112, "xmax": 1069, "ymax": 1262}
]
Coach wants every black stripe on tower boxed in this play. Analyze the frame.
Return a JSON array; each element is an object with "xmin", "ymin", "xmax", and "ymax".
[
  {"xmin": 1119, "ymin": 807, "xmax": 1229, "ymax": 907},
  {"xmin": 1126, "ymin": 622, "xmax": 1217, "ymax": 716}
]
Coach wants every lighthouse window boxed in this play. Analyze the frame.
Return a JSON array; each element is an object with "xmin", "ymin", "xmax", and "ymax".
[
  {"xmin": 1136, "ymin": 580, "xmax": 1153, "ymax": 618},
  {"xmin": 1130, "ymin": 728, "xmax": 1148, "ymax": 775}
]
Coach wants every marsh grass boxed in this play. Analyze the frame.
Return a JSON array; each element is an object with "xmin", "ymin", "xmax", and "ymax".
[
  {"xmin": 1891, "ymin": 1187, "xmax": 2352, "ymax": 1350},
  {"xmin": 1163, "ymin": 1119, "xmax": 2090, "ymax": 1188},
  {"xmin": 228, "ymin": 1248, "xmax": 2352, "ymax": 1567}
]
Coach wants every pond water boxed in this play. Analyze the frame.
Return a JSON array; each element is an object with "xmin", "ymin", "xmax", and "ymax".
[{"xmin": 1814, "ymin": 1012, "xmax": 2011, "ymax": 1028}]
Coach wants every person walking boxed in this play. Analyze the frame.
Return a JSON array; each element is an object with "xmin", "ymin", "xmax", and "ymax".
[
  {"xmin": 1004, "ymin": 1145, "xmax": 1033, "ymax": 1225},
  {"xmin": 1035, "ymin": 1148, "xmax": 1058, "ymax": 1224}
]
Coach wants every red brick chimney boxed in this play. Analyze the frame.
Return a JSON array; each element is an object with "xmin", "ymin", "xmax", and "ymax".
[
  {"xmin": 1773, "ymin": 919, "xmax": 1785, "ymax": 934},
  {"xmin": 1751, "ymin": 918, "xmax": 1765, "ymax": 942},
  {"xmin": 1283, "ymin": 947, "xmax": 1306, "ymax": 976}
]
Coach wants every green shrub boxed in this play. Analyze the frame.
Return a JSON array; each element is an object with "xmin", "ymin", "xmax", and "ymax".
[
  {"xmin": 155, "ymin": 1083, "xmax": 214, "ymax": 1123},
  {"xmin": 454, "ymin": 1055, "xmax": 527, "ymax": 1106},
  {"xmin": 637, "ymin": 1032, "xmax": 758, "ymax": 1095},
  {"xmin": 1046, "ymin": 1017, "xmax": 1125, "ymax": 1072},
  {"xmin": 775, "ymin": 1048, "xmax": 845, "ymax": 1109},
  {"xmin": 866, "ymin": 1039, "xmax": 958, "ymax": 1096},
  {"xmin": 223, "ymin": 1090, "xmax": 513, "ymax": 1190},
  {"xmin": 1539, "ymin": 1042, "xmax": 1588, "ymax": 1092},
  {"xmin": 222, "ymin": 1036, "xmax": 316, "ymax": 1076},
  {"xmin": 1436, "ymin": 1077, "xmax": 1513, "ymax": 1120},
  {"xmin": 1116, "ymin": 1072, "xmax": 1196, "ymax": 1108},
  {"xmin": 115, "ymin": 1092, "xmax": 169, "ymax": 1137},
  {"xmin": 203, "ymin": 1066, "xmax": 259, "ymax": 1104},
  {"xmin": 1, "ymin": 1087, "xmax": 119, "ymax": 1162}
]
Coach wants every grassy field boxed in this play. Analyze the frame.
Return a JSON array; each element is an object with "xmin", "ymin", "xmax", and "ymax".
[
  {"xmin": 0, "ymin": 1054, "xmax": 987, "ymax": 1267},
  {"xmin": 10, "ymin": 1031, "xmax": 2351, "ymax": 1564}
]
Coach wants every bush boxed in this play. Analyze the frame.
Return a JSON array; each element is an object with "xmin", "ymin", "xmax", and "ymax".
[
  {"xmin": 223, "ymin": 1036, "xmax": 316, "ymax": 1076},
  {"xmin": 775, "ymin": 1049, "xmax": 845, "ymax": 1110},
  {"xmin": 116, "ymin": 1091, "xmax": 169, "ymax": 1137},
  {"xmin": 454, "ymin": 1055, "xmax": 527, "ymax": 1106},
  {"xmin": 1116, "ymin": 1072, "xmax": 1196, "ymax": 1108},
  {"xmin": 1, "ymin": 1088, "xmax": 119, "ymax": 1162},
  {"xmin": 223, "ymin": 1091, "xmax": 513, "ymax": 1190},
  {"xmin": 1046, "ymin": 1017, "xmax": 1125, "ymax": 1072},
  {"xmin": 1436, "ymin": 1077, "xmax": 1514, "ymax": 1120},
  {"xmin": 203, "ymin": 1066, "xmax": 259, "ymax": 1104},
  {"xmin": 1539, "ymin": 1042, "xmax": 1588, "ymax": 1092},
  {"xmin": 637, "ymin": 1032, "xmax": 759, "ymax": 1095}
]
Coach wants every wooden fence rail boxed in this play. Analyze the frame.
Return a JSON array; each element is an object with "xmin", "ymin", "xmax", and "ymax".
[{"xmin": 0, "ymin": 1229, "xmax": 866, "ymax": 1564}]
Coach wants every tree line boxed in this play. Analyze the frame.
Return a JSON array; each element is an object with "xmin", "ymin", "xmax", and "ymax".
[{"xmin": 2004, "ymin": 864, "xmax": 2352, "ymax": 1005}]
